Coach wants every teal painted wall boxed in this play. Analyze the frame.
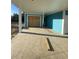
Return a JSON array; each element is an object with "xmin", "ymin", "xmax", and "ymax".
[
  {"xmin": 44, "ymin": 11, "xmax": 63, "ymax": 33},
  {"xmin": 53, "ymin": 19, "xmax": 62, "ymax": 33}
]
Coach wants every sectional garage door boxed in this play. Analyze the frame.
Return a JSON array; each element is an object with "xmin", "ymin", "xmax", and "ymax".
[{"xmin": 28, "ymin": 16, "xmax": 40, "ymax": 27}]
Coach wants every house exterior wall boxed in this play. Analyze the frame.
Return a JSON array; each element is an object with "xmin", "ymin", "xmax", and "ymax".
[
  {"xmin": 23, "ymin": 11, "xmax": 68, "ymax": 34},
  {"xmin": 44, "ymin": 11, "xmax": 63, "ymax": 34}
]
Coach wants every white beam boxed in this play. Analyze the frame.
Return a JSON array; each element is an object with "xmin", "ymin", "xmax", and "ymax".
[{"xmin": 19, "ymin": 9, "xmax": 22, "ymax": 33}]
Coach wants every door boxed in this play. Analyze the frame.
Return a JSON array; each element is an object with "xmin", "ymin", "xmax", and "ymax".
[{"xmin": 28, "ymin": 16, "xmax": 40, "ymax": 27}]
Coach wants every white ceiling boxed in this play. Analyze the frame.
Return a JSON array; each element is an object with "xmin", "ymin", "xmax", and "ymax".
[{"xmin": 12, "ymin": 0, "xmax": 68, "ymax": 14}]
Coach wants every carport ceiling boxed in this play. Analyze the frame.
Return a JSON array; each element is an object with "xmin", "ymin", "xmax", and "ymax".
[{"xmin": 12, "ymin": 0, "xmax": 68, "ymax": 14}]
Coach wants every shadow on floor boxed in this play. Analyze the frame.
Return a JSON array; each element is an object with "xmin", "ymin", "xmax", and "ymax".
[{"xmin": 46, "ymin": 38, "xmax": 54, "ymax": 51}]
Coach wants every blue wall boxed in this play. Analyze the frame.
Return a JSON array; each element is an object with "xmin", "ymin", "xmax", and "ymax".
[{"xmin": 44, "ymin": 11, "xmax": 63, "ymax": 33}]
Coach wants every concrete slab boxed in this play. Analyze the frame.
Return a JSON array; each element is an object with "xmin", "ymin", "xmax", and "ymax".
[
  {"xmin": 22, "ymin": 27, "xmax": 68, "ymax": 38},
  {"xmin": 12, "ymin": 32, "xmax": 68, "ymax": 59}
]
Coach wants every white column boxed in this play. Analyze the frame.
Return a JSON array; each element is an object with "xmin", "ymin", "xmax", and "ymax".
[
  {"xmin": 19, "ymin": 9, "xmax": 22, "ymax": 33},
  {"xmin": 42, "ymin": 12, "xmax": 44, "ymax": 27},
  {"xmin": 63, "ymin": 10, "xmax": 65, "ymax": 19},
  {"xmin": 62, "ymin": 10, "xmax": 65, "ymax": 34},
  {"xmin": 40, "ymin": 16, "xmax": 41, "ymax": 27},
  {"xmin": 27, "ymin": 13, "xmax": 28, "ymax": 28},
  {"xmin": 24, "ymin": 13, "xmax": 26, "ymax": 28}
]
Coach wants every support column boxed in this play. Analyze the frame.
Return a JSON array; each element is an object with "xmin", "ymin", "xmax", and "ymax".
[
  {"xmin": 27, "ymin": 13, "xmax": 28, "ymax": 28},
  {"xmin": 19, "ymin": 9, "xmax": 22, "ymax": 33},
  {"xmin": 40, "ymin": 16, "xmax": 41, "ymax": 27},
  {"xmin": 42, "ymin": 12, "xmax": 44, "ymax": 27},
  {"xmin": 62, "ymin": 10, "xmax": 65, "ymax": 34},
  {"xmin": 24, "ymin": 13, "xmax": 27, "ymax": 28}
]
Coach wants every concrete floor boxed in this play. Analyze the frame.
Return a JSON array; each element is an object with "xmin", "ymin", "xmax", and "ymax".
[
  {"xmin": 22, "ymin": 28, "xmax": 68, "ymax": 38},
  {"xmin": 12, "ymin": 28, "xmax": 68, "ymax": 59}
]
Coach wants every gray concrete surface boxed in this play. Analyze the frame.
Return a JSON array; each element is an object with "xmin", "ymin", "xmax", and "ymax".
[
  {"xmin": 22, "ymin": 28, "xmax": 68, "ymax": 38},
  {"xmin": 12, "ymin": 28, "xmax": 68, "ymax": 59}
]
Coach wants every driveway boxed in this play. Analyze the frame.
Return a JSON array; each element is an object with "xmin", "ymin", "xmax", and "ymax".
[{"xmin": 12, "ymin": 27, "xmax": 68, "ymax": 59}]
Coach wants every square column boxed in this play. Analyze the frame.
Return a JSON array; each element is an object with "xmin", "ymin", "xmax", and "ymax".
[
  {"xmin": 19, "ymin": 10, "xmax": 22, "ymax": 33},
  {"xmin": 24, "ymin": 13, "xmax": 27, "ymax": 28},
  {"xmin": 62, "ymin": 10, "xmax": 65, "ymax": 34},
  {"xmin": 62, "ymin": 10, "xmax": 68, "ymax": 34},
  {"xmin": 27, "ymin": 13, "xmax": 28, "ymax": 28},
  {"xmin": 24, "ymin": 13, "xmax": 28, "ymax": 28},
  {"xmin": 42, "ymin": 12, "xmax": 44, "ymax": 27},
  {"xmin": 40, "ymin": 16, "xmax": 42, "ymax": 27}
]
